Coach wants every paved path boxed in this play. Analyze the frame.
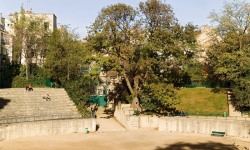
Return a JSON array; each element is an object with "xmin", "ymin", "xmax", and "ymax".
[{"xmin": 95, "ymin": 106, "xmax": 126, "ymax": 132}]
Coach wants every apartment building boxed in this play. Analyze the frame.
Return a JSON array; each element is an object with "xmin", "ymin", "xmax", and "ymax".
[
  {"xmin": 196, "ymin": 25, "xmax": 222, "ymax": 62},
  {"xmin": 4, "ymin": 10, "xmax": 57, "ymax": 64},
  {"xmin": 0, "ymin": 12, "xmax": 7, "ymax": 87},
  {"xmin": 0, "ymin": 13, "xmax": 7, "ymax": 62},
  {"xmin": 0, "ymin": 13, "xmax": 3, "ymax": 54}
]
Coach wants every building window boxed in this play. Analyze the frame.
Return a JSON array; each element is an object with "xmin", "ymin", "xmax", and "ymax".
[{"xmin": 44, "ymin": 22, "xmax": 49, "ymax": 30}]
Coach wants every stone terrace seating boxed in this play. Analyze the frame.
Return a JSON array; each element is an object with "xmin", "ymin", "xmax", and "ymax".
[{"xmin": 0, "ymin": 88, "xmax": 81, "ymax": 123}]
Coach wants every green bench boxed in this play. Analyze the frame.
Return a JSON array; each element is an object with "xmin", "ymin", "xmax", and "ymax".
[{"xmin": 211, "ymin": 131, "xmax": 225, "ymax": 137}]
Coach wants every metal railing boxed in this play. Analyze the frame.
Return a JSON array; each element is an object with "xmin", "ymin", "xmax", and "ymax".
[
  {"xmin": 0, "ymin": 113, "xmax": 84, "ymax": 124},
  {"xmin": 129, "ymin": 110, "xmax": 250, "ymax": 121}
]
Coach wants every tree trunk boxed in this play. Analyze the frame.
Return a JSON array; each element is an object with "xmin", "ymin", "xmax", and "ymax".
[
  {"xmin": 67, "ymin": 61, "xmax": 70, "ymax": 80},
  {"xmin": 123, "ymin": 72, "xmax": 134, "ymax": 95},
  {"xmin": 123, "ymin": 72, "xmax": 142, "ymax": 111},
  {"xmin": 25, "ymin": 58, "xmax": 29, "ymax": 80}
]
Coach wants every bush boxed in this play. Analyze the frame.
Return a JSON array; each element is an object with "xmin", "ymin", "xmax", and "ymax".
[
  {"xmin": 63, "ymin": 79, "xmax": 91, "ymax": 117},
  {"xmin": 11, "ymin": 75, "xmax": 47, "ymax": 88}
]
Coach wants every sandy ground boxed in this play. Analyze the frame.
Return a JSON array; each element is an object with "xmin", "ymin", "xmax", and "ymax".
[{"xmin": 0, "ymin": 129, "xmax": 249, "ymax": 150}]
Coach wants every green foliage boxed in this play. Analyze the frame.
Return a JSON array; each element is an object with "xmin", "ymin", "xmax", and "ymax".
[
  {"xmin": 11, "ymin": 65, "xmax": 47, "ymax": 88},
  {"xmin": 232, "ymin": 77, "xmax": 250, "ymax": 108},
  {"xmin": 43, "ymin": 27, "xmax": 94, "ymax": 115},
  {"xmin": 109, "ymin": 80, "xmax": 132, "ymax": 104},
  {"xmin": 11, "ymin": 76, "xmax": 27, "ymax": 88},
  {"xmin": 44, "ymin": 27, "xmax": 88, "ymax": 83},
  {"xmin": 11, "ymin": 76, "xmax": 46, "ymax": 88},
  {"xmin": 1, "ymin": 63, "xmax": 20, "ymax": 88},
  {"xmin": 140, "ymin": 83, "xmax": 180, "ymax": 113},
  {"xmin": 63, "ymin": 79, "xmax": 91, "ymax": 117},
  {"xmin": 87, "ymin": 0, "xmax": 198, "ymax": 113},
  {"xmin": 207, "ymin": 1, "xmax": 250, "ymax": 109},
  {"xmin": 11, "ymin": 7, "xmax": 50, "ymax": 80},
  {"xmin": 139, "ymin": 0, "xmax": 197, "ymax": 86}
]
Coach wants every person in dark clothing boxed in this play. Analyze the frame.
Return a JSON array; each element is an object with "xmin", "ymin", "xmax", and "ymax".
[{"xmin": 26, "ymin": 84, "xmax": 33, "ymax": 91}]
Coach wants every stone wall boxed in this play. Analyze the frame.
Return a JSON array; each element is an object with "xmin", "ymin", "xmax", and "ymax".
[
  {"xmin": 139, "ymin": 115, "xmax": 159, "ymax": 128},
  {"xmin": 158, "ymin": 118, "xmax": 250, "ymax": 138},
  {"xmin": 114, "ymin": 103, "xmax": 158, "ymax": 129},
  {"xmin": 0, "ymin": 118, "xmax": 96, "ymax": 140},
  {"xmin": 114, "ymin": 103, "xmax": 250, "ymax": 138},
  {"xmin": 114, "ymin": 103, "xmax": 137, "ymax": 129}
]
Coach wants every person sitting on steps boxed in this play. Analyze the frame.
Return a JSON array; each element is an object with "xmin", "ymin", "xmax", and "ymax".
[
  {"xmin": 26, "ymin": 84, "xmax": 33, "ymax": 91},
  {"xmin": 43, "ymin": 94, "xmax": 50, "ymax": 101}
]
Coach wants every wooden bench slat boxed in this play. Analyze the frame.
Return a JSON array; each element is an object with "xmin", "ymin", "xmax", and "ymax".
[{"xmin": 211, "ymin": 131, "xmax": 225, "ymax": 137}]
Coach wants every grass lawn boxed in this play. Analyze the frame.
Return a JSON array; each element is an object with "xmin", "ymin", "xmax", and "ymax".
[{"xmin": 175, "ymin": 88, "xmax": 228, "ymax": 116}]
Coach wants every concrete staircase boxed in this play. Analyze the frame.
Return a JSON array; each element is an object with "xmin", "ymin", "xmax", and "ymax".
[
  {"xmin": 0, "ymin": 88, "xmax": 81, "ymax": 123},
  {"xmin": 95, "ymin": 106, "xmax": 126, "ymax": 132},
  {"xmin": 227, "ymin": 91, "xmax": 242, "ymax": 117}
]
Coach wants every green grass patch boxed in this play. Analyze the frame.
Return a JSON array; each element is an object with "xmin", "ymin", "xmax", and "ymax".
[{"xmin": 176, "ymin": 88, "xmax": 228, "ymax": 115}]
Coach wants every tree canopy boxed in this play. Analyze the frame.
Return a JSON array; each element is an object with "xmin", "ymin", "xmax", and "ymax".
[
  {"xmin": 87, "ymin": 0, "xmax": 197, "ymax": 113},
  {"xmin": 11, "ymin": 7, "xmax": 49, "ymax": 80},
  {"xmin": 207, "ymin": 1, "xmax": 250, "ymax": 109}
]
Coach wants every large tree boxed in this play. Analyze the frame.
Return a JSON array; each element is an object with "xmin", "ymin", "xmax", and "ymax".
[
  {"xmin": 87, "ymin": 3, "xmax": 144, "ymax": 110},
  {"xmin": 139, "ymin": 0, "xmax": 197, "ymax": 86},
  {"xmin": 88, "ymin": 0, "xmax": 197, "ymax": 112},
  {"xmin": 138, "ymin": 0, "xmax": 197, "ymax": 112},
  {"xmin": 207, "ymin": 1, "xmax": 250, "ymax": 109},
  {"xmin": 44, "ymin": 26, "xmax": 94, "ymax": 116},
  {"xmin": 11, "ymin": 7, "xmax": 49, "ymax": 80},
  {"xmin": 44, "ymin": 26, "xmax": 88, "ymax": 83}
]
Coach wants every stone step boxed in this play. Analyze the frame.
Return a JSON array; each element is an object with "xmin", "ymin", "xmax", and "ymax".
[
  {"xmin": 0, "ymin": 88, "xmax": 81, "ymax": 121},
  {"xmin": 2, "ymin": 105, "xmax": 76, "ymax": 109}
]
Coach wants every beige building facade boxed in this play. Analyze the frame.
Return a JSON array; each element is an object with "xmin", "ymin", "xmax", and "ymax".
[
  {"xmin": 196, "ymin": 25, "xmax": 215, "ymax": 62},
  {"xmin": 4, "ymin": 10, "xmax": 57, "ymax": 64}
]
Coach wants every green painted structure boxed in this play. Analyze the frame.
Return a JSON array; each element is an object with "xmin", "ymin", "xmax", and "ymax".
[{"xmin": 89, "ymin": 95, "xmax": 107, "ymax": 106}]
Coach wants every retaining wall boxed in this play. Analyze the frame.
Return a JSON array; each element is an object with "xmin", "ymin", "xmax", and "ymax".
[
  {"xmin": 0, "ymin": 118, "xmax": 96, "ymax": 140},
  {"xmin": 114, "ymin": 103, "xmax": 250, "ymax": 138},
  {"xmin": 158, "ymin": 118, "xmax": 250, "ymax": 138}
]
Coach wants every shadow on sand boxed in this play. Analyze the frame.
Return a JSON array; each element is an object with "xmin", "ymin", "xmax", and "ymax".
[
  {"xmin": 155, "ymin": 141, "xmax": 238, "ymax": 150},
  {"xmin": 0, "ymin": 97, "xmax": 11, "ymax": 109}
]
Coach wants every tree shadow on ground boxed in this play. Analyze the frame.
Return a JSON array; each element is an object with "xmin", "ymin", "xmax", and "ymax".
[
  {"xmin": 155, "ymin": 141, "xmax": 238, "ymax": 150},
  {"xmin": 0, "ymin": 97, "xmax": 11, "ymax": 109}
]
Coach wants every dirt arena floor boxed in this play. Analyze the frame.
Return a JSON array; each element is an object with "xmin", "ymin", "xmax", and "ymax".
[{"xmin": 0, "ymin": 129, "xmax": 249, "ymax": 150}]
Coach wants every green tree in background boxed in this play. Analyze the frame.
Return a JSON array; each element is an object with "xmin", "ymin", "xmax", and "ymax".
[
  {"xmin": 87, "ymin": 3, "xmax": 144, "ymax": 110},
  {"xmin": 87, "ymin": 0, "xmax": 197, "ymax": 112},
  {"xmin": 44, "ymin": 26, "xmax": 87, "ymax": 83},
  {"xmin": 139, "ymin": 0, "xmax": 197, "ymax": 87},
  {"xmin": 207, "ymin": 1, "xmax": 250, "ymax": 109},
  {"xmin": 44, "ymin": 26, "xmax": 95, "ymax": 116},
  {"xmin": 11, "ymin": 7, "xmax": 49, "ymax": 80}
]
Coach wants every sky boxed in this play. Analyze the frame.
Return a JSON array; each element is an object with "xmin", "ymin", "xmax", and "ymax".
[{"xmin": 0, "ymin": 0, "xmax": 249, "ymax": 38}]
